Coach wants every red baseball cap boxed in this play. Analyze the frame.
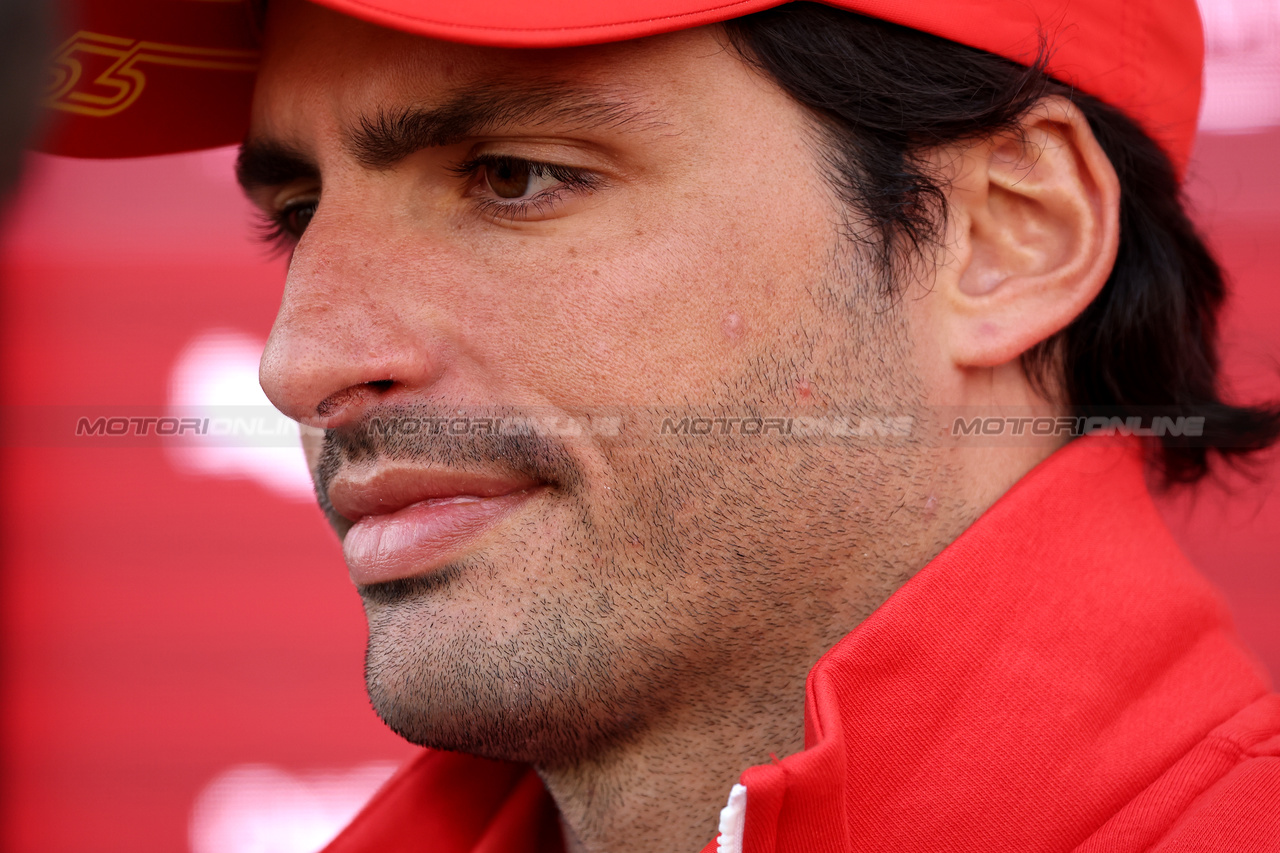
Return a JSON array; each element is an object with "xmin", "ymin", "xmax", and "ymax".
[{"xmin": 42, "ymin": 0, "xmax": 1204, "ymax": 173}]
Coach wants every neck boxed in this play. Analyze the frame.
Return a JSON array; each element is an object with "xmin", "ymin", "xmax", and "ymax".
[
  {"xmin": 534, "ymin": 536, "xmax": 931, "ymax": 853},
  {"xmin": 538, "ymin": 678, "xmax": 808, "ymax": 853}
]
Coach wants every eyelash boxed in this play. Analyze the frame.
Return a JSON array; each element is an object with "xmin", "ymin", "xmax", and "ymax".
[
  {"xmin": 256, "ymin": 154, "xmax": 601, "ymax": 253},
  {"xmin": 255, "ymin": 200, "xmax": 315, "ymax": 257}
]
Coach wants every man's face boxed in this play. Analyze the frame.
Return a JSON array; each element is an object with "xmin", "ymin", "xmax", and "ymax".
[{"xmin": 250, "ymin": 0, "xmax": 937, "ymax": 762}]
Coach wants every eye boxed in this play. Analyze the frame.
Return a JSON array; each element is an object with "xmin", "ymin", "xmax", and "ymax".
[
  {"xmin": 451, "ymin": 154, "xmax": 602, "ymax": 222},
  {"xmin": 486, "ymin": 159, "xmax": 539, "ymax": 199},
  {"xmin": 256, "ymin": 196, "xmax": 318, "ymax": 254},
  {"xmin": 279, "ymin": 198, "xmax": 318, "ymax": 238}
]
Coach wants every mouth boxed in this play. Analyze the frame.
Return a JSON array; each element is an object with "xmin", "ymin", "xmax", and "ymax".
[{"xmin": 327, "ymin": 467, "xmax": 544, "ymax": 586}]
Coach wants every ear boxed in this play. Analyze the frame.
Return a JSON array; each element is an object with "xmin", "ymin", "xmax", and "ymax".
[{"xmin": 935, "ymin": 96, "xmax": 1120, "ymax": 369}]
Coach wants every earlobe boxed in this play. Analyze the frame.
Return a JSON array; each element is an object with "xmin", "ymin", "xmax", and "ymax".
[{"xmin": 942, "ymin": 96, "xmax": 1120, "ymax": 369}]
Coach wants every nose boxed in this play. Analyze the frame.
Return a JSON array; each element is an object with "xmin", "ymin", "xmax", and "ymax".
[{"xmin": 259, "ymin": 223, "xmax": 447, "ymax": 428}]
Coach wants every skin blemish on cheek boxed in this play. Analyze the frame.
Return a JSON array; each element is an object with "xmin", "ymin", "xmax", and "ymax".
[
  {"xmin": 796, "ymin": 375, "xmax": 812, "ymax": 400},
  {"xmin": 979, "ymin": 321, "xmax": 999, "ymax": 337},
  {"xmin": 721, "ymin": 312, "xmax": 745, "ymax": 340}
]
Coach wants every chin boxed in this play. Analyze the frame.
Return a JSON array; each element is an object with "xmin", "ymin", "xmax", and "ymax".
[{"xmin": 359, "ymin": 556, "xmax": 664, "ymax": 765}]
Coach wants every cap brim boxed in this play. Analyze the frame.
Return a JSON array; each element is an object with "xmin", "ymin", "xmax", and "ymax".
[{"xmin": 40, "ymin": 0, "xmax": 788, "ymax": 158}]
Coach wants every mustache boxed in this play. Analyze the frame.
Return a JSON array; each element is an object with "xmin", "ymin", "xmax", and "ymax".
[{"xmin": 313, "ymin": 404, "xmax": 586, "ymax": 515}]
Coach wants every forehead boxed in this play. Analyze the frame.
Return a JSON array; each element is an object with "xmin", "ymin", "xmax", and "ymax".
[{"xmin": 250, "ymin": 0, "xmax": 730, "ymax": 144}]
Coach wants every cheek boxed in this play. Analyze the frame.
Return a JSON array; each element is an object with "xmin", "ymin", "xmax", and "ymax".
[{"xmin": 448, "ymin": 216, "xmax": 824, "ymax": 408}]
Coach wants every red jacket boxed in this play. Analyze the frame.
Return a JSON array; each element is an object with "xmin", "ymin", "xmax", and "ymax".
[{"xmin": 323, "ymin": 437, "xmax": 1280, "ymax": 852}]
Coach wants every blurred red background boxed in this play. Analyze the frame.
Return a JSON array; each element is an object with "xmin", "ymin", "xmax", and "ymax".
[
  {"xmin": 2, "ymin": 4, "xmax": 1278, "ymax": 851},
  {"xmin": 0, "ymin": 146, "xmax": 418, "ymax": 853}
]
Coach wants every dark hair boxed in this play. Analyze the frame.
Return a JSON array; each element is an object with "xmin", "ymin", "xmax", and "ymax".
[{"xmin": 723, "ymin": 2, "xmax": 1280, "ymax": 484}]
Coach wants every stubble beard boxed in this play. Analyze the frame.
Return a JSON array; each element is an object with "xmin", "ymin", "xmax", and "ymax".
[{"xmin": 335, "ymin": 264, "xmax": 927, "ymax": 767}]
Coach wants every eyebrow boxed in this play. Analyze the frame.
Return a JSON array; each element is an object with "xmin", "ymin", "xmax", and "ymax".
[{"xmin": 236, "ymin": 80, "xmax": 665, "ymax": 195}]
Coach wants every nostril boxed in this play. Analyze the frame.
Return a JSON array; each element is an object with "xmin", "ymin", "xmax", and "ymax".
[{"xmin": 312, "ymin": 379, "xmax": 399, "ymax": 421}]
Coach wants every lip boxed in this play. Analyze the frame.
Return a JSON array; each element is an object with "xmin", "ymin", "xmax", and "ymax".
[{"xmin": 328, "ymin": 467, "xmax": 542, "ymax": 586}]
